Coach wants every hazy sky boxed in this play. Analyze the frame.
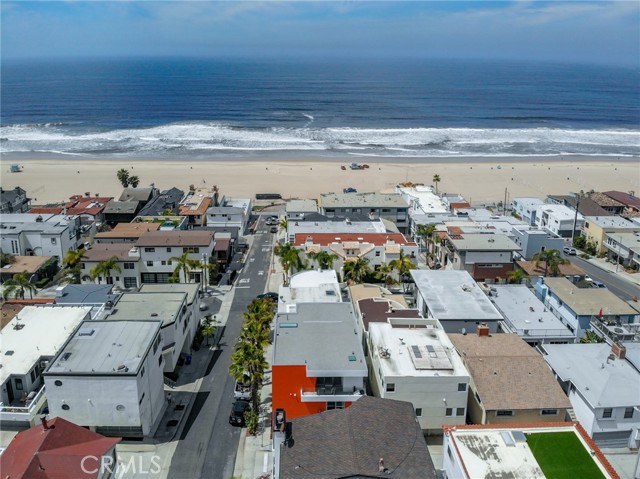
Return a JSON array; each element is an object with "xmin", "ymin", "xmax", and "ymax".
[{"xmin": 2, "ymin": 1, "xmax": 639, "ymax": 66}]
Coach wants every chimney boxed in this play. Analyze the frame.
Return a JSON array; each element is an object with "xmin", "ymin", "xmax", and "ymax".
[
  {"xmin": 612, "ymin": 343, "xmax": 626, "ymax": 360},
  {"xmin": 477, "ymin": 323, "xmax": 490, "ymax": 337},
  {"xmin": 41, "ymin": 416, "xmax": 50, "ymax": 431}
]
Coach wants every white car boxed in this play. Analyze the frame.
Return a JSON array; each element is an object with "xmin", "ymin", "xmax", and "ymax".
[{"xmin": 563, "ymin": 246, "xmax": 577, "ymax": 255}]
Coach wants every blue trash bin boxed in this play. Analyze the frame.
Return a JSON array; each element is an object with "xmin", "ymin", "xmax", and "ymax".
[{"xmin": 185, "ymin": 354, "xmax": 192, "ymax": 365}]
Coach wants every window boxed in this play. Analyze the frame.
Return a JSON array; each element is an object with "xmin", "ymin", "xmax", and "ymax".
[
  {"xmin": 386, "ymin": 383, "xmax": 396, "ymax": 393},
  {"xmin": 474, "ymin": 391, "xmax": 482, "ymax": 404},
  {"xmin": 375, "ymin": 251, "xmax": 381, "ymax": 257},
  {"xmin": 15, "ymin": 378, "xmax": 23, "ymax": 390},
  {"xmin": 415, "ymin": 408, "xmax": 422, "ymax": 417},
  {"xmin": 447, "ymin": 446, "xmax": 453, "ymax": 461},
  {"xmin": 30, "ymin": 369, "xmax": 36, "ymax": 382},
  {"xmin": 541, "ymin": 409, "xmax": 558, "ymax": 416},
  {"xmin": 496, "ymin": 410, "xmax": 513, "ymax": 417},
  {"xmin": 146, "ymin": 260, "xmax": 153, "ymax": 266},
  {"xmin": 327, "ymin": 402, "xmax": 344, "ymax": 410},
  {"xmin": 124, "ymin": 262, "xmax": 134, "ymax": 269},
  {"xmin": 603, "ymin": 408, "xmax": 613, "ymax": 418},
  {"xmin": 158, "ymin": 355, "xmax": 163, "ymax": 366},
  {"xmin": 183, "ymin": 247, "xmax": 200, "ymax": 253},
  {"xmin": 161, "ymin": 260, "xmax": 167, "ymax": 265},
  {"xmin": 456, "ymin": 408, "xmax": 465, "ymax": 416},
  {"xmin": 445, "ymin": 408, "xmax": 453, "ymax": 416},
  {"xmin": 166, "ymin": 247, "xmax": 171, "ymax": 252},
  {"xmin": 144, "ymin": 247, "xmax": 155, "ymax": 252},
  {"xmin": 624, "ymin": 407, "xmax": 634, "ymax": 419},
  {"xmin": 140, "ymin": 366, "xmax": 145, "ymax": 378},
  {"xmin": 458, "ymin": 383, "xmax": 467, "ymax": 391},
  {"xmin": 51, "ymin": 238, "xmax": 57, "ymax": 244},
  {"xmin": 124, "ymin": 277, "xmax": 137, "ymax": 288}
]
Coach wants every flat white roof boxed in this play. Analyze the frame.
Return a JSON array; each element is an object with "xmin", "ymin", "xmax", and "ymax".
[
  {"xmin": 369, "ymin": 322, "xmax": 468, "ymax": 379},
  {"xmin": 289, "ymin": 269, "xmax": 339, "ymax": 288},
  {"xmin": 286, "ymin": 199, "xmax": 318, "ymax": 213},
  {"xmin": 537, "ymin": 204, "xmax": 582, "ymax": 221},
  {"xmin": 512, "ymin": 197, "xmax": 545, "ymax": 208},
  {"xmin": 490, "ymin": 285, "xmax": 574, "ymax": 338},
  {"xmin": 447, "ymin": 425, "xmax": 615, "ymax": 479},
  {"xmin": 47, "ymin": 320, "xmax": 161, "ymax": 375},
  {"xmin": 288, "ymin": 220, "xmax": 387, "ymax": 235},
  {"xmin": 543, "ymin": 343, "xmax": 640, "ymax": 408},
  {"xmin": 585, "ymin": 215, "xmax": 638, "ymax": 229},
  {"xmin": 411, "ymin": 270, "xmax": 503, "ymax": 321},
  {"xmin": 0, "ymin": 306, "xmax": 91, "ymax": 385},
  {"xmin": 396, "ymin": 185, "xmax": 448, "ymax": 214}
]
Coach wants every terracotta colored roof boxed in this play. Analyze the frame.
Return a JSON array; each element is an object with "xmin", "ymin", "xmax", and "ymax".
[
  {"xmin": 450, "ymin": 202, "xmax": 471, "ymax": 209},
  {"xmin": 358, "ymin": 298, "xmax": 421, "ymax": 330},
  {"xmin": 213, "ymin": 238, "xmax": 230, "ymax": 251},
  {"xmin": 137, "ymin": 230, "xmax": 214, "ymax": 247},
  {"xmin": 29, "ymin": 206, "xmax": 64, "ymax": 215},
  {"xmin": 0, "ymin": 416, "xmax": 120, "ymax": 479},
  {"xmin": 279, "ymin": 396, "xmax": 437, "ymax": 479},
  {"xmin": 82, "ymin": 243, "xmax": 138, "ymax": 262},
  {"xmin": 95, "ymin": 222, "xmax": 161, "ymax": 239},
  {"xmin": 292, "ymin": 233, "xmax": 416, "ymax": 247},
  {"xmin": 447, "ymin": 226, "xmax": 464, "ymax": 235},
  {"xmin": 450, "ymin": 334, "xmax": 570, "ymax": 411},
  {"xmin": 589, "ymin": 192, "xmax": 625, "ymax": 208},
  {"xmin": 1, "ymin": 256, "xmax": 53, "ymax": 274},
  {"xmin": 179, "ymin": 196, "xmax": 212, "ymax": 216},
  {"xmin": 603, "ymin": 191, "xmax": 640, "ymax": 209},
  {"xmin": 516, "ymin": 260, "xmax": 584, "ymax": 277}
]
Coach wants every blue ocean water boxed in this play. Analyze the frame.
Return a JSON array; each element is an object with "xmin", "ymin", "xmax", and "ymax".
[{"xmin": 1, "ymin": 58, "xmax": 638, "ymax": 158}]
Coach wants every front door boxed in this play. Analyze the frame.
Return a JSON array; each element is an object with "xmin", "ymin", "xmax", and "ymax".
[{"xmin": 6, "ymin": 380, "xmax": 14, "ymax": 404}]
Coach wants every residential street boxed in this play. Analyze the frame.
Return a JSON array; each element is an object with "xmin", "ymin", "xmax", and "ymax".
[
  {"xmin": 568, "ymin": 255, "xmax": 640, "ymax": 301},
  {"xmin": 167, "ymin": 219, "xmax": 276, "ymax": 479}
]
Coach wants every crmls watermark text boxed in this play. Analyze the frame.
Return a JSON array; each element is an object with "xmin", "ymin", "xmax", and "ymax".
[{"xmin": 81, "ymin": 455, "xmax": 162, "ymax": 477}]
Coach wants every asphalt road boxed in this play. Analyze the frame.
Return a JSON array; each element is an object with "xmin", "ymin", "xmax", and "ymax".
[
  {"xmin": 167, "ymin": 219, "xmax": 276, "ymax": 479},
  {"xmin": 567, "ymin": 255, "xmax": 640, "ymax": 302}
]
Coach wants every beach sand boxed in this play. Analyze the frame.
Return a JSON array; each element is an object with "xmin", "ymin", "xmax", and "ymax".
[{"xmin": 1, "ymin": 156, "xmax": 638, "ymax": 206}]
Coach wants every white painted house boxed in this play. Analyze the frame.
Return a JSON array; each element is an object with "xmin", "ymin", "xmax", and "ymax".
[
  {"xmin": 535, "ymin": 203, "xmax": 583, "ymax": 238},
  {"xmin": 543, "ymin": 342, "xmax": 640, "ymax": 448},
  {"xmin": 45, "ymin": 320, "xmax": 165, "ymax": 437},
  {"xmin": 368, "ymin": 319, "xmax": 469, "ymax": 434},
  {"xmin": 511, "ymin": 197, "xmax": 545, "ymax": 226},
  {"xmin": 206, "ymin": 197, "xmax": 252, "ymax": 232}
]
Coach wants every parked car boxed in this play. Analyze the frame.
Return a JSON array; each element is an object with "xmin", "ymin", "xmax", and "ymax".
[
  {"xmin": 234, "ymin": 374, "xmax": 251, "ymax": 401},
  {"xmin": 270, "ymin": 226, "xmax": 278, "ymax": 233},
  {"xmin": 229, "ymin": 400, "xmax": 250, "ymax": 427},
  {"xmin": 591, "ymin": 281, "xmax": 607, "ymax": 288},
  {"xmin": 343, "ymin": 187, "xmax": 357, "ymax": 193},
  {"xmin": 563, "ymin": 246, "xmax": 577, "ymax": 255},
  {"xmin": 257, "ymin": 292, "xmax": 279, "ymax": 302}
]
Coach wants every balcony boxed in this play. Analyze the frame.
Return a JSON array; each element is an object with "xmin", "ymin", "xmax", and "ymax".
[
  {"xmin": 300, "ymin": 386, "xmax": 365, "ymax": 403},
  {"xmin": 0, "ymin": 386, "xmax": 48, "ymax": 425}
]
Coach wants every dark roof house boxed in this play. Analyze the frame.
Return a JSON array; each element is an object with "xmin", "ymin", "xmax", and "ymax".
[{"xmin": 278, "ymin": 396, "xmax": 437, "ymax": 479}]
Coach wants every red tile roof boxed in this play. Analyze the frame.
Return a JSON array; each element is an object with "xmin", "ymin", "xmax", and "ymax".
[
  {"xmin": 0, "ymin": 417, "xmax": 120, "ymax": 479},
  {"xmin": 603, "ymin": 191, "xmax": 640, "ymax": 209},
  {"xmin": 29, "ymin": 207, "xmax": 64, "ymax": 215},
  {"xmin": 292, "ymin": 233, "xmax": 416, "ymax": 247}
]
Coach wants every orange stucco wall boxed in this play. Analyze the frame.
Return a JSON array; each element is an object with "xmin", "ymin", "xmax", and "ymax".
[{"xmin": 272, "ymin": 365, "xmax": 326, "ymax": 420}]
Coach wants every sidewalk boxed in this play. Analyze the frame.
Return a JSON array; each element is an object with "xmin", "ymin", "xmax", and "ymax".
[
  {"xmin": 233, "ymin": 233, "xmax": 282, "ymax": 479},
  {"xmin": 585, "ymin": 256, "xmax": 640, "ymax": 288}
]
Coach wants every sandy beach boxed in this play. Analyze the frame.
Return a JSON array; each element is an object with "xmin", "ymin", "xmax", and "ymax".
[{"xmin": 1, "ymin": 156, "xmax": 638, "ymax": 206}]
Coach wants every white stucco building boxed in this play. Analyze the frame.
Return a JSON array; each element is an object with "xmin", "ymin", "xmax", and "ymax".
[
  {"xmin": 44, "ymin": 320, "xmax": 165, "ymax": 437},
  {"xmin": 534, "ymin": 204, "xmax": 583, "ymax": 238},
  {"xmin": 368, "ymin": 319, "xmax": 470, "ymax": 434}
]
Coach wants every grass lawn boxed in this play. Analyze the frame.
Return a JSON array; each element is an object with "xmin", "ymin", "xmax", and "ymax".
[{"xmin": 526, "ymin": 432, "xmax": 605, "ymax": 479}]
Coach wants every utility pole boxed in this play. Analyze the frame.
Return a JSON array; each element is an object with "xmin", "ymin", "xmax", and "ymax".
[
  {"xmin": 570, "ymin": 193, "xmax": 581, "ymax": 247},
  {"xmin": 503, "ymin": 188, "xmax": 508, "ymax": 216}
]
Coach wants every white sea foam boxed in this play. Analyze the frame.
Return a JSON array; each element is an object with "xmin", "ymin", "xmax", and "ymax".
[{"xmin": 1, "ymin": 122, "xmax": 638, "ymax": 158}]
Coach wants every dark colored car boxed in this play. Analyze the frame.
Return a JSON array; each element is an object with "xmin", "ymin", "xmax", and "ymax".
[
  {"xmin": 229, "ymin": 400, "xmax": 250, "ymax": 427},
  {"xmin": 343, "ymin": 187, "xmax": 357, "ymax": 193},
  {"xmin": 270, "ymin": 226, "xmax": 278, "ymax": 233},
  {"xmin": 257, "ymin": 292, "xmax": 279, "ymax": 302}
]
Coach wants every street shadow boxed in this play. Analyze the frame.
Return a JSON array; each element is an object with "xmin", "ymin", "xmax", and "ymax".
[
  {"xmin": 204, "ymin": 349, "xmax": 222, "ymax": 377},
  {"xmin": 180, "ymin": 391, "xmax": 210, "ymax": 440}
]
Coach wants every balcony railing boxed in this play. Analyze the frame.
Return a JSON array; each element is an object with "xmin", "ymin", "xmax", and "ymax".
[
  {"xmin": 300, "ymin": 386, "xmax": 365, "ymax": 402},
  {"xmin": 0, "ymin": 386, "xmax": 47, "ymax": 424}
]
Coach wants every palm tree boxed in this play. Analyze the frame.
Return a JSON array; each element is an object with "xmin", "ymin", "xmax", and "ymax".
[
  {"xmin": 277, "ymin": 218, "xmax": 288, "ymax": 233},
  {"xmin": 63, "ymin": 247, "xmax": 85, "ymax": 269},
  {"xmin": 389, "ymin": 249, "xmax": 416, "ymax": 292},
  {"xmin": 201, "ymin": 316, "xmax": 218, "ymax": 347},
  {"xmin": 343, "ymin": 257, "xmax": 372, "ymax": 284},
  {"xmin": 416, "ymin": 224, "xmax": 436, "ymax": 254},
  {"xmin": 580, "ymin": 330, "xmax": 603, "ymax": 344},
  {"xmin": 129, "ymin": 175, "xmax": 140, "ymax": 188},
  {"xmin": 90, "ymin": 256, "xmax": 122, "ymax": 284},
  {"xmin": 307, "ymin": 251, "xmax": 339, "ymax": 270},
  {"xmin": 375, "ymin": 262, "xmax": 397, "ymax": 288},
  {"xmin": 532, "ymin": 249, "xmax": 568, "ymax": 277},
  {"xmin": 432, "ymin": 174, "xmax": 441, "ymax": 194},
  {"xmin": 230, "ymin": 341, "xmax": 269, "ymax": 413},
  {"xmin": 506, "ymin": 268, "xmax": 528, "ymax": 284},
  {"xmin": 0, "ymin": 252, "xmax": 16, "ymax": 267},
  {"xmin": 2, "ymin": 271, "xmax": 37, "ymax": 299},
  {"xmin": 116, "ymin": 168, "xmax": 130, "ymax": 187},
  {"xmin": 274, "ymin": 243, "xmax": 304, "ymax": 284},
  {"xmin": 59, "ymin": 248, "xmax": 86, "ymax": 285},
  {"xmin": 170, "ymin": 252, "xmax": 202, "ymax": 283}
]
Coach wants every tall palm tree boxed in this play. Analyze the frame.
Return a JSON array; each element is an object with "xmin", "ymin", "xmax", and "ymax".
[
  {"xmin": 230, "ymin": 342, "xmax": 269, "ymax": 413},
  {"xmin": 170, "ymin": 251, "xmax": 202, "ymax": 283},
  {"xmin": 532, "ymin": 249, "xmax": 568, "ymax": 277},
  {"xmin": 116, "ymin": 168, "xmax": 130, "ymax": 187},
  {"xmin": 375, "ymin": 262, "xmax": 397, "ymax": 288},
  {"xmin": 389, "ymin": 249, "xmax": 416, "ymax": 292},
  {"xmin": 432, "ymin": 174, "xmax": 441, "ymax": 194},
  {"xmin": 63, "ymin": 247, "xmax": 86, "ymax": 269},
  {"xmin": 343, "ymin": 257, "xmax": 372, "ymax": 284},
  {"xmin": 416, "ymin": 224, "xmax": 436, "ymax": 254},
  {"xmin": 2, "ymin": 271, "xmax": 37, "ymax": 299},
  {"xmin": 274, "ymin": 243, "xmax": 304, "ymax": 284},
  {"xmin": 277, "ymin": 218, "xmax": 288, "ymax": 233},
  {"xmin": 129, "ymin": 175, "xmax": 140, "ymax": 188},
  {"xmin": 90, "ymin": 256, "xmax": 122, "ymax": 284},
  {"xmin": 307, "ymin": 250, "xmax": 339, "ymax": 270}
]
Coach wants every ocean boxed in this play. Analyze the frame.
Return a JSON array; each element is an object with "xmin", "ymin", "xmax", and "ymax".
[{"xmin": 1, "ymin": 58, "xmax": 638, "ymax": 159}]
